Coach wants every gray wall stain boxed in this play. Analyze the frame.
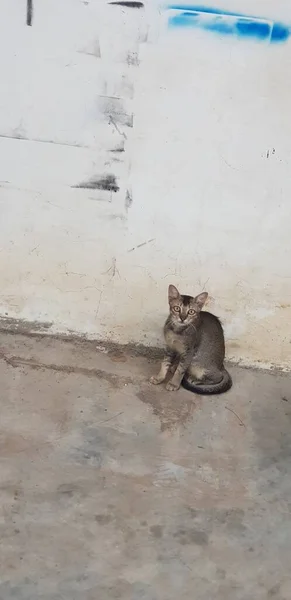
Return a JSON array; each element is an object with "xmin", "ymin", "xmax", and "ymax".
[
  {"xmin": 73, "ymin": 174, "xmax": 119, "ymax": 192},
  {"xmin": 109, "ymin": 1, "xmax": 144, "ymax": 7}
]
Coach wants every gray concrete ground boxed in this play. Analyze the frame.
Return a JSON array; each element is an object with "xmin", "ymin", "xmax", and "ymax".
[{"xmin": 0, "ymin": 332, "xmax": 290, "ymax": 599}]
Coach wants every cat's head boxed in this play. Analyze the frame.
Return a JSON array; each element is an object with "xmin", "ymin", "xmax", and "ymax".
[{"xmin": 168, "ymin": 284, "xmax": 208, "ymax": 326}]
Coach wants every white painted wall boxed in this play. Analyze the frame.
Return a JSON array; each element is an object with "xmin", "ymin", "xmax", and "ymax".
[{"xmin": 1, "ymin": 0, "xmax": 291, "ymax": 369}]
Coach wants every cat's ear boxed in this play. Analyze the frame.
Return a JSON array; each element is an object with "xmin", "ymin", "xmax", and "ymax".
[
  {"xmin": 168, "ymin": 284, "xmax": 180, "ymax": 302},
  {"xmin": 194, "ymin": 292, "xmax": 208, "ymax": 311}
]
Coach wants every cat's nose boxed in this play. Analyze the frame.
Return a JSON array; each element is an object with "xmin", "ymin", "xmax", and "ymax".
[{"xmin": 180, "ymin": 315, "xmax": 186, "ymax": 322}]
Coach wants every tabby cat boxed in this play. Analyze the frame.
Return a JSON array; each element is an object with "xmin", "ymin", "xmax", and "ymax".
[{"xmin": 150, "ymin": 284, "xmax": 232, "ymax": 394}]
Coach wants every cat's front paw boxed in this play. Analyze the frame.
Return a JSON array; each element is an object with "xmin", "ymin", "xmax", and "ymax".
[
  {"xmin": 150, "ymin": 375, "xmax": 162, "ymax": 385},
  {"xmin": 166, "ymin": 381, "xmax": 180, "ymax": 392}
]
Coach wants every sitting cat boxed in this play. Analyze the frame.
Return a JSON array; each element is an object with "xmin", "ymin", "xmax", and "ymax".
[{"xmin": 150, "ymin": 284, "xmax": 232, "ymax": 394}]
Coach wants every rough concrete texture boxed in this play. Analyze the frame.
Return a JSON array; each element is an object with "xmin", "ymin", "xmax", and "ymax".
[{"xmin": 0, "ymin": 332, "xmax": 290, "ymax": 599}]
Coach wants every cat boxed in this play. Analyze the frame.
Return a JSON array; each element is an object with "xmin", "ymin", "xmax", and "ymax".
[{"xmin": 150, "ymin": 284, "xmax": 232, "ymax": 394}]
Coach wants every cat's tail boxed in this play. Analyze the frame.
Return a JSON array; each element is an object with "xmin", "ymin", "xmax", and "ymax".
[{"xmin": 182, "ymin": 369, "xmax": 232, "ymax": 395}]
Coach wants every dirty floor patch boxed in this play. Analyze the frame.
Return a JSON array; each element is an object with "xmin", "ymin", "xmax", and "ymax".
[{"xmin": 0, "ymin": 332, "xmax": 290, "ymax": 599}]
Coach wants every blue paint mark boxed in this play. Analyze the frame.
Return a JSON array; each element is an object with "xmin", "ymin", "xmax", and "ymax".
[
  {"xmin": 167, "ymin": 5, "xmax": 290, "ymax": 43},
  {"xmin": 272, "ymin": 22, "xmax": 290, "ymax": 42},
  {"xmin": 169, "ymin": 5, "xmax": 246, "ymax": 17},
  {"xmin": 236, "ymin": 19, "xmax": 270, "ymax": 40}
]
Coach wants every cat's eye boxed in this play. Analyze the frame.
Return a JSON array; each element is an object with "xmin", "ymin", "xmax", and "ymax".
[
  {"xmin": 173, "ymin": 306, "xmax": 180, "ymax": 312},
  {"xmin": 188, "ymin": 309, "xmax": 195, "ymax": 315}
]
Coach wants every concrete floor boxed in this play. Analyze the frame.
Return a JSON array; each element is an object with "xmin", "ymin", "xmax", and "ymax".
[{"xmin": 0, "ymin": 332, "xmax": 290, "ymax": 599}]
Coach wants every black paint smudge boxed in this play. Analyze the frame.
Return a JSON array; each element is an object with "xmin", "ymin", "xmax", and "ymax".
[
  {"xmin": 73, "ymin": 175, "xmax": 119, "ymax": 192},
  {"xmin": 109, "ymin": 1, "xmax": 144, "ymax": 7},
  {"xmin": 27, "ymin": 0, "xmax": 33, "ymax": 26},
  {"xmin": 110, "ymin": 144, "xmax": 125, "ymax": 153},
  {"xmin": 99, "ymin": 97, "xmax": 133, "ymax": 129},
  {"xmin": 125, "ymin": 189, "xmax": 133, "ymax": 210},
  {"xmin": 126, "ymin": 52, "xmax": 139, "ymax": 67},
  {"xmin": 128, "ymin": 238, "xmax": 155, "ymax": 252}
]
